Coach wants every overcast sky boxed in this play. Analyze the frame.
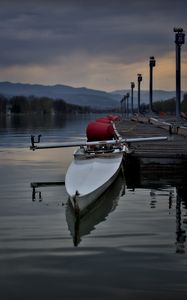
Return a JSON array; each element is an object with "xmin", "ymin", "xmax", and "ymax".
[{"xmin": 0, "ymin": 0, "xmax": 187, "ymax": 91}]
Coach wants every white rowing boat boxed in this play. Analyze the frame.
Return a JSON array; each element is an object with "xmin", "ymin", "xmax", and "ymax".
[
  {"xmin": 65, "ymin": 142, "xmax": 128, "ymax": 215},
  {"xmin": 30, "ymin": 115, "xmax": 168, "ymax": 216}
]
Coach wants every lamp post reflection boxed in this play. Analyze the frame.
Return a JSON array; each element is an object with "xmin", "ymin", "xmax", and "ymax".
[{"xmin": 176, "ymin": 187, "xmax": 186, "ymax": 254}]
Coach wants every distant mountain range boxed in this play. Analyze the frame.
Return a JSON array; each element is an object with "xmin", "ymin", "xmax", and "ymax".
[
  {"xmin": 0, "ymin": 81, "xmax": 120, "ymax": 109},
  {"xmin": 0, "ymin": 81, "xmax": 185, "ymax": 109}
]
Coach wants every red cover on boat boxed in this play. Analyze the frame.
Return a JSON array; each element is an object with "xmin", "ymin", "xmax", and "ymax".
[
  {"xmin": 95, "ymin": 117, "xmax": 111, "ymax": 123},
  {"xmin": 86, "ymin": 121, "xmax": 115, "ymax": 141},
  {"xmin": 107, "ymin": 115, "xmax": 121, "ymax": 121}
]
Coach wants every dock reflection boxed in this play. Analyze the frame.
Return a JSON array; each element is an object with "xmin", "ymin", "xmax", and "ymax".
[
  {"xmin": 66, "ymin": 173, "xmax": 125, "ymax": 246},
  {"xmin": 31, "ymin": 181, "xmax": 65, "ymax": 202},
  {"xmin": 125, "ymin": 159, "xmax": 187, "ymax": 254}
]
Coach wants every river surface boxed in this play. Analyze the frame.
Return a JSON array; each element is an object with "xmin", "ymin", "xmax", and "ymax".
[{"xmin": 0, "ymin": 114, "xmax": 187, "ymax": 300}]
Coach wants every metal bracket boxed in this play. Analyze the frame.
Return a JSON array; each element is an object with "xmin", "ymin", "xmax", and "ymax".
[
  {"xmin": 32, "ymin": 187, "xmax": 42, "ymax": 202},
  {"xmin": 30, "ymin": 134, "xmax": 42, "ymax": 150}
]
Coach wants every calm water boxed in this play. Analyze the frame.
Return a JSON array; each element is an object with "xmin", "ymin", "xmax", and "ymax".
[{"xmin": 0, "ymin": 114, "xmax": 187, "ymax": 300}]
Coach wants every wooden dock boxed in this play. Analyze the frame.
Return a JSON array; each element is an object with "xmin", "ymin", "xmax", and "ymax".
[
  {"xmin": 117, "ymin": 117, "xmax": 187, "ymax": 160},
  {"xmin": 117, "ymin": 116, "xmax": 187, "ymax": 167},
  {"xmin": 116, "ymin": 116, "xmax": 187, "ymax": 188}
]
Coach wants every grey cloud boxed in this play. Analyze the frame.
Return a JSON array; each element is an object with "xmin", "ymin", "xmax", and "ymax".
[{"xmin": 0, "ymin": 0, "xmax": 186, "ymax": 67}]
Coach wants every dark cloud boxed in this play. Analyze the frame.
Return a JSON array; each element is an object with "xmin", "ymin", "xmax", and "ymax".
[{"xmin": 0, "ymin": 0, "xmax": 186, "ymax": 67}]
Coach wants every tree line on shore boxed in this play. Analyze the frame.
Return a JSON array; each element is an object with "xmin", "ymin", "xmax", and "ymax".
[
  {"xmin": 141, "ymin": 93, "xmax": 187, "ymax": 114},
  {"xmin": 0, "ymin": 93, "xmax": 187, "ymax": 115},
  {"xmin": 0, "ymin": 94, "xmax": 94, "ymax": 114}
]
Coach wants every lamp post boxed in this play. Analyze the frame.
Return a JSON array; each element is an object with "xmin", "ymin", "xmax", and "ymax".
[
  {"xmin": 149, "ymin": 56, "xmax": 156, "ymax": 114},
  {"xmin": 126, "ymin": 93, "xmax": 130, "ymax": 118},
  {"xmin": 131, "ymin": 82, "xmax": 135, "ymax": 114},
  {"xmin": 174, "ymin": 27, "xmax": 185, "ymax": 122},
  {"xmin": 137, "ymin": 73, "xmax": 142, "ymax": 114}
]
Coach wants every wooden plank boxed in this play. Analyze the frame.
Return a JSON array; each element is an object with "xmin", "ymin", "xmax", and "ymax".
[{"xmin": 116, "ymin": 119, "xmax": 187, "ymax": 161}]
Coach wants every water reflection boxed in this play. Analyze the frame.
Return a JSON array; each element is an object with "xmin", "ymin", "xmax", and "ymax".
[
  {"xmin": 176, "ymin": 187, "xmax": 187, "ymax": 254},
  {"xmin": 149, "ymin": 188, "xmax": 175, "ymax": 210},
  {"xmin": 0, "ymin": 113, "xmax": 100, "ymax": 147},
  {"xmin": 31, "ymin": 174, "xmax": 125, "ymax": 246},
  {"xmin": 31, "ymin": 181, "xmax": 65, "ymax": 202},
  {"xmin": 30, "ymin": 167, "xmax": 187, "ymax": 251},
  {"xmin": 66, "ymin": 173, "xmax": 125, "ymax": 246},
  {"xmin": 148, "ymin": 186, "xmax": 186, "ymax": 253},
  {"xmin": 0, "ymin": 113, "xmax": 88, "ymax": 130},
  {"xmin": 2, "ymin": 114, "xmax": 187, "ymax": 299},
  {"xmin": 125, "ymin": 160, "xmax": 187, "ymax": 254}
]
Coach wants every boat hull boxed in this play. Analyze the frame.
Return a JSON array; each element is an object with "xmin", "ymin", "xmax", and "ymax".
[
  {"xmin": 65, "ymin": 149, "xmax": 124, "ymax": 214},
  {"xmin": 66, "ymin": 173, "xmax": 125, "ymax": 246}
]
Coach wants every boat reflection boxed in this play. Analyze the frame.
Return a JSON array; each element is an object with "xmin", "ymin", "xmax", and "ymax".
[{"xmin": 66, "ymin": 173, "xmax": 125, "ymax": 246}]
